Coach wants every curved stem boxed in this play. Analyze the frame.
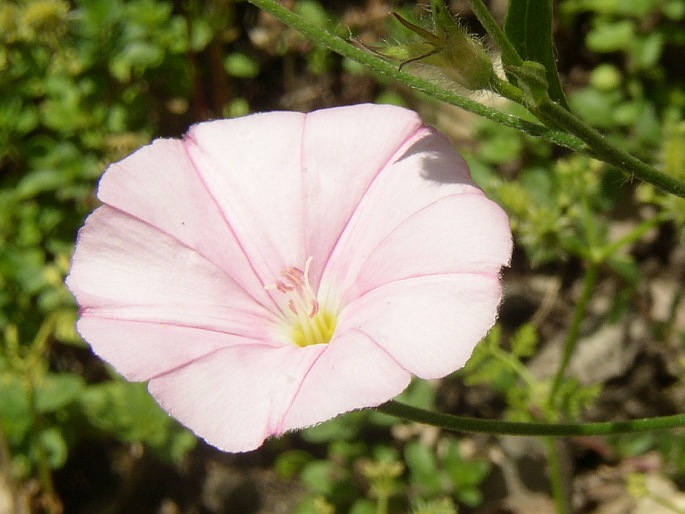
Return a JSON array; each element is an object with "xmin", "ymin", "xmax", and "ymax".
[
  {"xmin": 248, "ymin": 0, "xmax": 685, "ymax": 198},
  {"xmin": 376, "ymin": 400, "xmax": 685, "ymax": 436},
  {"xmin": 490, "ymin": 76, "xmax": 524, "ymax": 103},
  {"xmin": 246, "ymin": 0, "xmax": 583, "ymax": 150},
  {"xmin": 468, "ymin": 0, "xmax": 685, "ymax": 198},
  {"xmin": 535, "ymin": 100, "xmax": 685, "ymax": 199}
]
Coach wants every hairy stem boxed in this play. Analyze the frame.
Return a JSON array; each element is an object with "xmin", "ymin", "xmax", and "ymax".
[
  {"xmin": 535, "ymin": 100, "xmax": 685, "ymax": 198},
  {"xmin": 246, "ymin": 0, "xmax": 583, "ymax": 150},
  {"xmin": 248, "ymin": 0, "xmax": 685, "ymax": 198},
  {"xmin": 464, "ymin": 0, "xmax": 523, "ymax": 67}
]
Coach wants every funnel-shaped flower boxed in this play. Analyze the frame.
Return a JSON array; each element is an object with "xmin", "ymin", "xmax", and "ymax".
[{"xmin": 67, "ymin": 104, "xmax": 512, "ymax": 452}]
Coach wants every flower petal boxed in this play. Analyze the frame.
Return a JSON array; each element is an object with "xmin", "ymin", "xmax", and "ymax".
[
  {"xmin": 184, "ymin": 104, "xmax": 426, "ymax": 288},
  {"xmin": 355, "ymin": 193, "xmax": 512, "ymax": 295},
  {"xmin": 148, "ymin": 344, "xmax": 325, "ymax": 453},
  {"xmin": 279, "ymin": 330, "xmax": 411, "ymax": 431},
  {"xmin": 76, "ymin": 318, "xmax": 255, "ymax": 381},
  {"xmin": 340, "ymin": 274, "xmax": 503, "ymax": 379},
  {"xmin": 320, "ymin": 130, "xmax": 486, "ymax": 305},
  {"xmin": 67, "ymin": 207, "xmax": 278, "ymax": 378},
  {"xmin": 97, "ymin": 138, "xmax": 270, "ymax": 307},
  {"xmin": 300, "ymin": 104, "xmax": 424, "ymax": 283},
  {"xmin": 184, "ymin": 112, "xmax": 307, "ymax": 285}
]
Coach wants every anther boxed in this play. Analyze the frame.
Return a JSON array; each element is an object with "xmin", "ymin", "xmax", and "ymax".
[
  {"xmin": 288, "ymin": 300, "xmax": 298, "ymax": 316},
  {"xmin": 276, "ymin": 281, "xmax": 294, "ymax": 293}
]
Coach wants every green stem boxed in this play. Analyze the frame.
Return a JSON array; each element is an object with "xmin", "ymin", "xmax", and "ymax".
[
  {"xmin": 248, "ymin": 0, "xmax": 685, "ymax": 199},
  {"xmin": 490, "ymin": 76, "xmax": 524, "ymax": 103},
  {"xmin": 469, "ymin": 0, "xmax": 685, "ymax": 198},
  {"xmin": 549, "ymin": 264, "xmax": 600, "ymax": 404},
  {"xmin": 376, "ymin": 494, "xmax": 388, "ymax": 514},
  {"xmin": 600, "ymin": 212, "xmax": 669, "ymax": 259},
  {"xmin": 489, "ymin": 344, "xmax": 538, "ymax": 389},
  {"xmin": 245, "ymin": 0, "xmax": 583, "ymax": 150},
  {"xmin": 464, "ymin": 0, "xmax": 523, "ymax": 67},
  {"xmin": 376, "ymin": 400, "xmax": 685, "ymax": 436},
  {"xmin": 535, "ymin": 100, "xmax": 685, "ymax": 198},
  {"xmin": 546, "ymin": 438, "xmax": 570, "ymax": 514}
]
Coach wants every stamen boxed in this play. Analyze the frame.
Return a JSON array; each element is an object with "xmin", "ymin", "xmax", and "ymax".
[
  {"xmin": 276, "ymin": 281, "xmax": 293, "ymax": 293},
  {"xmin": 309, "ymin": 299, "xmax": 319, "ymax": 317},
  {"xmin": 265, "ymin": 257, "xmax": 336, "ymax": 347},
  {"xmin": 282, "ymin": 267, "xmax": 305, "ymax": 289},
  {"xmin": 288, "ymin": 300, "xmax": 298, "ymax": 315}
]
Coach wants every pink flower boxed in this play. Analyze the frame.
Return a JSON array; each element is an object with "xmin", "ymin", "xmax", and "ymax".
[{"xmin": 66, "ymin": 104, "xmax": 512, "ymax": 452}]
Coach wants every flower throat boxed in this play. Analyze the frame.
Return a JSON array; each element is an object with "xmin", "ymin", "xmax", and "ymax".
[{"xmin": 267, "ymin": 257, "xmax": 336, "ymax": 347}]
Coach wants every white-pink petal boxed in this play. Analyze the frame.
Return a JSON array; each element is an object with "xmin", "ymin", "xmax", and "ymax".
[
  {"xmin": 340, "ymin": 274, "xmax": 504, "ymax": 379},
  {"xmin": 67, "ymin": 207, "xmax": 275, "ymax": 337},
  {"xmin": 98, "ymin": 138, "xmax": 271, "ymax": 308},
  {"xmin": 67, "ymin": 206, "xmax": 279, "ymax": 381},
  {"xmin": 279, "ymin": 330, "xmax": 411, "ymax": 432},
  {"xmin": 148, "ymin": 344, "xmax": 325, "ymax": 452},
  {"xmin": 76, "ymin": 318, "xmax": 259, "ymax": 382},
  {"xmin": 184, "ymin": 112, "xmax": 307, "ymax": 288},
  {"xmin": 299, "ymin": 104, "xmax": 424, "ymax": 284},
  {"xmin": 355, "ymin": 193, "xmax": 512, "ymax": 295},
  {"xmin": 320, "ymin": 130, "xmax": 489, "ymax": 307}
]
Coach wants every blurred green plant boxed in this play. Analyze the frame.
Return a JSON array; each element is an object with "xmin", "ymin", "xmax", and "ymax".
[
  {"xmin": 0, "ymin": 0, "xmax": 273, "ymax": 509},
  {"xmin": 463, "ymin": 323, "xmax": 601, "ymax": 423},
  {"xmin": 3, "ymin": 0, "xmax": 685, "ymax": 511}
]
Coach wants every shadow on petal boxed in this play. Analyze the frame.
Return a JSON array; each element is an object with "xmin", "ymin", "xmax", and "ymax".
[{"xmin": 395, "ymin": 131, "xmax": 474, "ymax": 185}]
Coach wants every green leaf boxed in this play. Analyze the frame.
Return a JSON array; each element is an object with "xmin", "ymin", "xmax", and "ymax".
[
  {"xmin": 504, "ymin": 0, "xmax": 569, "ymax": 109},
  {"xmin": 38, "ymin": 427, "xmax": 69, "ymax": 469},
  {"xmin": 300, "ymin": 460, "xmax": 336, "ymax": 495},
  {"xmin": 78, "ymin": 380, "xmax": 195, "ymax": 462},
  {"xmin": 35, "ymin": 373, "xmax": 85, "ymax": 414},
  {"xmin": 586, "ymin": 20, "xmax": 635, "ymax": 53},
  {"xmin": 275, "ymin": 450, "xmax": 314, "ymax": 479},
  {"xmin": 224, "ymin": 52, "xmax": 260, "ymax": 78},
  {"xmin": 349, "ymin": 499, "xmax": 376, "ymax": 514},
  {"xmin": 510, "ymin": 322, "xmax": 539, "ymax": 358},
  {"xmin": 404, "ymin": 441, "xmax": 443, "ymax": 495},
  {"xmin": 0, "ymin": 375, "xmax": 32, "ymax": 445}
]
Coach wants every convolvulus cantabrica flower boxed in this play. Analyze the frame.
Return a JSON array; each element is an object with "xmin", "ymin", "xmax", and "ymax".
[{"xmin": 67, "ymin": 104, "xmax": 512, "ymax": 452}]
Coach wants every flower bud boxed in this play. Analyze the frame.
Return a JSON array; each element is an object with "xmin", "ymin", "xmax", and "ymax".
[{"xmin": 367, "ymin": 0, "xmax": 494, "ymax": 91}]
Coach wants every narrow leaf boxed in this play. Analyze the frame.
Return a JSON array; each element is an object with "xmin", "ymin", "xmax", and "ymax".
[{"xmin": 504, "ymin": 0, "xmax": 569, "ymax": 109}]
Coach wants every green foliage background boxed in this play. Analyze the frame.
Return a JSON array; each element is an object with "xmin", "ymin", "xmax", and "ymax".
[{"xmin": 1, "ymin": 0, "xmax": 685, "ymax": 512}]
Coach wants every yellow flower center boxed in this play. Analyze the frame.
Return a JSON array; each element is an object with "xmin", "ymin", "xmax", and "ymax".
[{"xmin": 267, "ymin": 257, "xmax": 337, "ymax": 347}]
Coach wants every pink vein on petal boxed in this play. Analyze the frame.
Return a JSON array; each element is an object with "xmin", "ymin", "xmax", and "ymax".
[
  {"xmin": 78, "ymin": 307, "xmax": 277, "ymax": 341},
  {"xmin": 344, "ymin": 270, "xmax": 502, "ymax": 309},
  {"xmin": 350, "ymin": 191, "xmax": 511, "ymax": 295},
  {"xmin": 319, "ymin": 124, "xmax": 428, "ymax": 279},
  {"xmin": 146, "ymin": 343, "xmax": 278, "ymax": 382},
  {"xmin": 300, "ymin": 113, "xmax": 310, "ymax": 261},
  {"xmin": 272, "ymin": 341, "xmax": 327, "ymax": 434},
  {"xmin": 181, "ymin": 135, "xmax": 282, "ymax": 314},
  {"xmin": 93, "ymin": 201, "xmax": 276, "ymax": 315}
]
